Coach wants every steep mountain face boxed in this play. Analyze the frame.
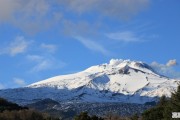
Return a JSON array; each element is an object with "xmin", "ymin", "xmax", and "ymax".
[{"xmin": 0, "ymin": 59, "xmax": 179, "ymax": 104}]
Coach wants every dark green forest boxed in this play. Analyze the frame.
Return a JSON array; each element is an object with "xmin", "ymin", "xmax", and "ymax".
[{"xmin": 0, "ymin": 98, "xmax": 58, "ymax": 120}]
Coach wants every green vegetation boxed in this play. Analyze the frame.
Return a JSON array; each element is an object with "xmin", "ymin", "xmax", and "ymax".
[
  {"xmin": 0, "ymin": 110, "xmax": 59, "ymax": 120},
  {"xmin": 130, "ymin": 113, "xmax": 139, "ymax": 120},
  {"xmin": 74, "ymin": 112, "xmax": 140, "ymax": 120},
  {"xmin": 75, "ymin": 85, "xmax": 180, "ymax": 120},
  {"xmin": 74, "ymin": 112, "xmax": 103, "ymax": 120},
  {"xmin": 0, "ymin": 84, "xmax": 180, "ymax": 120},
  {"xmin": 0, "ymin": 98, "xmax": 59, "ymax": 120},
  {"xmin": 0, "ymin": 98, "xmax": 28, "ymax": 112},
  {"xmin": 142, "ymin": 85, "xmax": 180, "ymax": 120}
]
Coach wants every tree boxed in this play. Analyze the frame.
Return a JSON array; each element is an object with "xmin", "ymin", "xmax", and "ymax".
[
  {"xmin": 163, "ymin": 85, "xmax": 180, "ymax": 119},
  {"xmin": 74, "ymin": 112, "xmax": 104, "ymax": 120},
  {"xmin": 171, "ymin": 85, "xmax": 180, "ymax": 112},
  {"xmin": 74, "ymin": 112, "xmax": 91, "ymax": 120},
  {"xmin": 142, "ymin": 95, "xmax": 169, "ymax": 120},
  {"xmin": 142, "ymin": 106, "xmax": 164, "ymax": 120},
  {"xmin": 0, "ymin": 98, "xmax": 28, "ymax": 112},
  {"xmin": 158, "ymin": 95, "xmax": 168, "ymax": 106},
  {"xmin": 91, "ymin": 115, "xmax": 104, "ymax": 120},
  {"xmin": 142, "ymin": 84, "xmax": 180, "ymax": 120},
  {"xmin": 130, "ymin": 113, "xmax": 139, "ymax": 120},
  {"xmin": 0, "ymin": 97, "xmax": 59, "ymax": 120}
]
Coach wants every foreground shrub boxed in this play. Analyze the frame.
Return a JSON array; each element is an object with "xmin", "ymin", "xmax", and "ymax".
[{"xmin": 74, "ymin": 112, "xmax": 104, "ymax": 120}]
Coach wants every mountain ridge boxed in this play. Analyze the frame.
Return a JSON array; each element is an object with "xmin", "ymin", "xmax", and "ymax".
[{"xmin": 0, "ymin": 59, "xmax": 179, "ymax": 104}]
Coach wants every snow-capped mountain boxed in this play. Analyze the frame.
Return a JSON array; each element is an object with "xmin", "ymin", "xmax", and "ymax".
[{"xmin": 0, "ymin": 59, "xmax": 179, "ymax": 104}]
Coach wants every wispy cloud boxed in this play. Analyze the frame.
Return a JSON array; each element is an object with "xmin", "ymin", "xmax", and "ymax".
[
  {"xmin": 62, "ymin": 19, "xmax": 100, "ymax": 39},
  {"xmin": 0, "ymin": 36, "xmax": 65, "ymax": 73},
  {"xmin": 13, "ymin": 78, "xmax": 26, "ymax": 86},
  {"xmin": 59, "ymin": 0, "xmax": 149, "ymax": 19},
  {"xmin": 0, "ymin": 0, "xmax": 61, "ymax": 34},
  {"xmin": 0, "ymin": 83, "xmax": 5, "ymax": 89},
  {"xmin": 40, "ymin": 43, "xmax": 57, "ymax": 53},
  {"xmin": 26, "ymin": 55, "xmax": 43, "ymax": 62},
  {"xmin": 106, "ymin": 31, "xmax": 143, "ymax": 42},
  {"xmin": 27, "ymin": 55, "xmax": 66, "ymax": 72},
  {"xmin": 75, "ymin": 36, "xmax": 111, "ymax": 56},
  {"xmin": 150, "ymin": 59, "xmax": 180, "ymax": 79},
  {"xmin": 0, "ymin": 0, "xmax": 149, "ymax": 21},
  {"xmin": 0, "ymin": 0, "xmax": 149, "ymax": 34},
  {"xmin": 0, "ymin": 36, "xmax": 31, "ymax": 56}
]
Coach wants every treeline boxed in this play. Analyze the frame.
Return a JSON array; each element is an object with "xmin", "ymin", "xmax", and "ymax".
[
  {"xmin": 74, "ymin": 112, "xmax": 139, "ymax": 120},
  {"xmin": 142, "ymin": 85, "xmax": 180, "ymax": 120},
  {"xmin": 75, "ymin": 85, "xmax": 180, "ymax": 120},
  {"xmin": 0, "ymin": 85, "xmax": 180, "ymax": 120},
  {"xmin": 0, "ymin": 98, "xmax": 28, "ymax": 112},
  {"xmin": 0, "ymin": 98, "xmax": 59, "ymax": 120}
]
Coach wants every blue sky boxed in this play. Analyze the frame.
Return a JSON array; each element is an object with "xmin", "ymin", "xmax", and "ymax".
[{"xmin": 0, "ymin": 0, "xmax": 180, "ymax": 89}]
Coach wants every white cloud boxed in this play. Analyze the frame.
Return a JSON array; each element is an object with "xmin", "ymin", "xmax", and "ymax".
[
  {"xmin": 59, "ymin": 0, "xmax": 149, "ymax": 19},
  {"xmin": 0, "ymin": 0, "xmax": 149, "ymax": 22},
  {"xmin": 62, "ymin": 19, "xmax": 100, "ymax": 39},
  {"xmin": 0, "ymin": 0, "xmax": 149, "ymax": 34},
  {"xmin": 0, "ymin": 0, "xmax": 60, "ymax": 34},
  {"xmin": 26, "ymin": 55, "xmax": 43, "ymax": 62},
  {"xmin": 40, "ymin": 43, "xmax": 57, "ymax": 53},
  {"xmin": 106, "ymin": 31, "xmax": 143, "ymax": 42},
  {"xmin": 0, "ymin": 83, "xmax": 5, "ymax": 89},
  {"xmin": 27, "ymin": 55, "xmax": 66, "ymax": 72},
  {"xmin": 31, "ymin": 59, "xmax": 53, "ymax": 72},
  {"xmin": 0, "ymin": 0, "xmax": 19, "ymax": 22},
  {"xmin": 13, "ymin": 78, "xmax": 26, "ymax": 86},
  {"xmin": 150, "ymin": 60, "xmax": 180, "ymax": 79},
  {"xmin": 0, "ymin": 36, "xmax": 31, "ymax": 56},
  {"xmin": 0, "ymin": 0, "xmax": 50, "ymax": 20},
  {"xmin": 166, "ymin": 59, "xmax": 177, "ymax": 67},
  {"xmin": 75, "ymin": 36, "xmax": 111, "ymax": 55}
]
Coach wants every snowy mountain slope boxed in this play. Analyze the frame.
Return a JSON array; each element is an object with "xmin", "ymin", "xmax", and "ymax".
[{"xmin": 0, "ymin": 59, "xmax": 179, "ymax": 104}]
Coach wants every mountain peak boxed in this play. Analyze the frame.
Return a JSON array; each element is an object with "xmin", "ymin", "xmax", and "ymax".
[
  {"xmin": 109, "ymin": 59, "xmax": 124, "ymax": 66},
  {"xmin": 109, "ymin": 59, "xmax": 151, "ymax": 69},
  {"xmin": 0, "ymin": 59, "xmax": 179, "ymax": 104},
  {"xmin": 88, "ymin": 59, "xmax": 156, "ymax": 76}
]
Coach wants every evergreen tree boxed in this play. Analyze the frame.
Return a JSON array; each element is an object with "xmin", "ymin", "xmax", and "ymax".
[
  {"xmin": 142, "ymin": 84, "xmax": 180, "ymax": 120},
  {"xmin": 158, "ymin": 95, "xmax": 168, "ymax": 106},
  {"xmin": 171, "ymin": 85, "xmax": 180, "ymax": 112},
  {"xmin": 142, "ymin": 106, "xmax": 164, "ymax": 120},
  {"xmin": 0, "ymin": 98, "xmax": 28, "ymax": 112},
  {"xmin": 91, "ymin": 115, "xmax": 104, "ymax": 120},
  {"xmin": 0, "ymin": 97, "xmax": 59, "ymax": 120},
  {"xmin": 130, "ymin": 113, "xmax": 139, "ymax": 120},
  {"xmin": 74, "ymin": 112, "xmax": 104, "ymax": 120},
  {"xmin": 74, "ymin": 112, "xmax": 91, "ymax": 120},
  {"xmin": 142, "ymin": 95, "xmax": 168, "ymax": 120}
]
